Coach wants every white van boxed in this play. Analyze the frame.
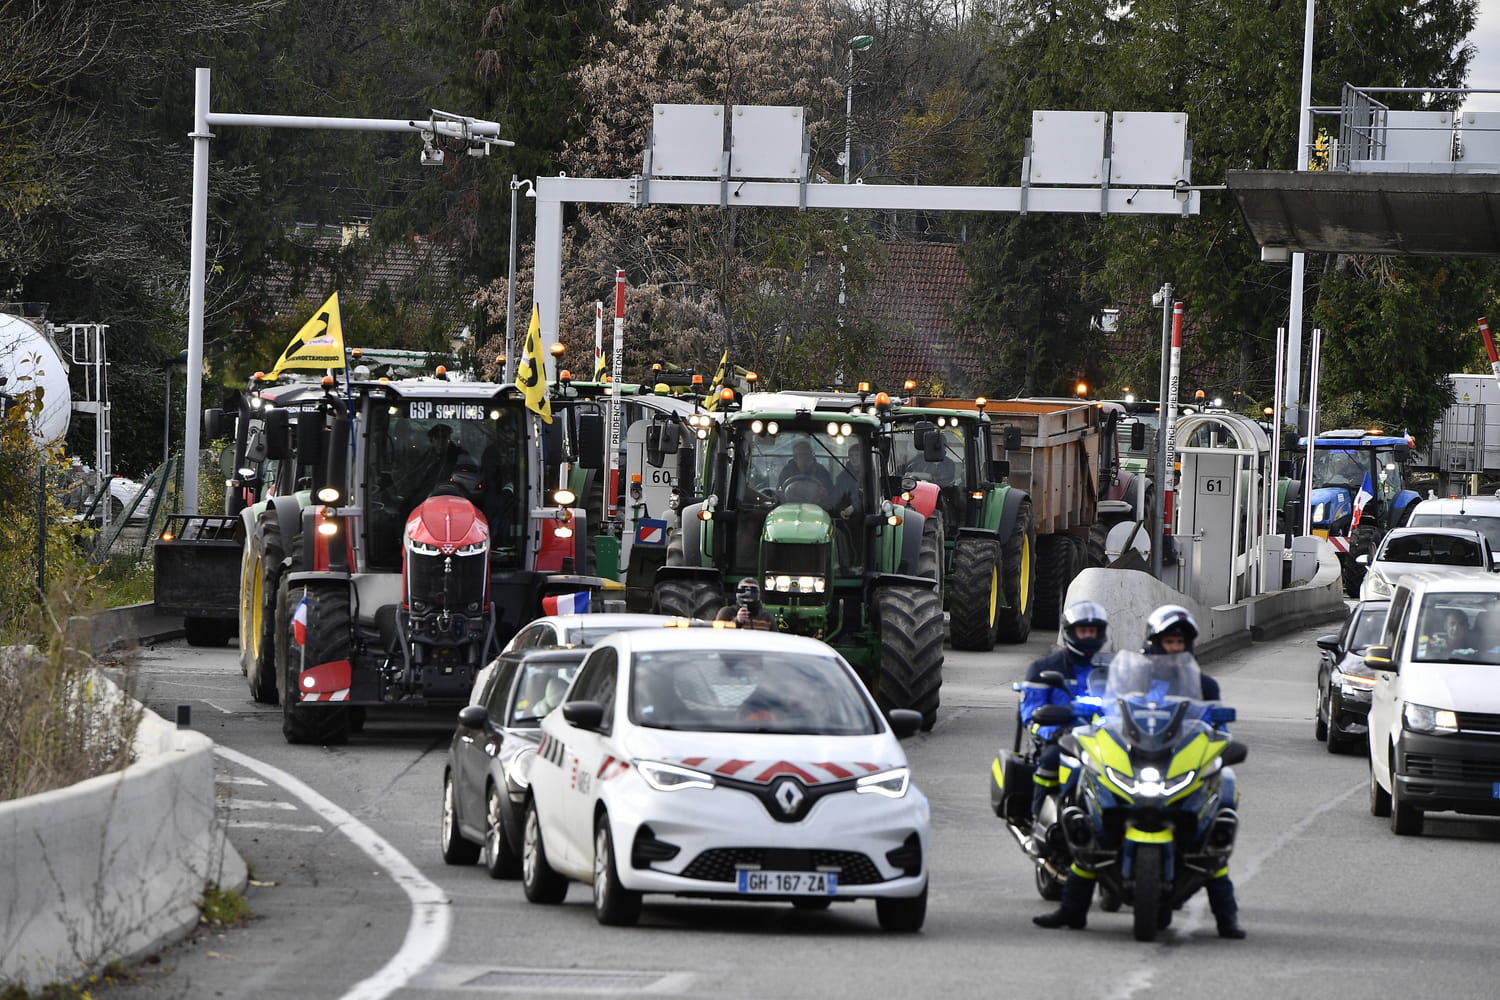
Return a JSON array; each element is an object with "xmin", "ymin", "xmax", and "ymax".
[{"xmin": 1364, "ymin": 572, "xmax": 1500, "ymax": 836}]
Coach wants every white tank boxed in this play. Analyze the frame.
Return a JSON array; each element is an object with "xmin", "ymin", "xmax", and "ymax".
[{"xmin": 0, "ymin": 313, "xmax": 71, "ymax": 447}]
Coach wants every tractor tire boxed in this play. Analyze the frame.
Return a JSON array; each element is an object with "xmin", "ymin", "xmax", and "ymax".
[
  {"xmin": 948, "ymin": 537, "xmax": 1001, "ymax": 651},
  {"xmin": 282, "ymin": 581, "xmax": 351, "ymax": 746},
  {"xmin": 247, "ymin": 512, "xmax": 285, "ymax": 704},
  {"xmin": 1086, "ymin": 518, "xmax": 1115, "ymax": 569},
  {"xmin": 654, "ymin": 531, "xmax": 724, "ymax": 620},
  {"xmin": 1342, "ymin": 524, "xmax": 1382, "ymax": 597},
  {"xmin": 995, "ymin": 499, "xmax": 1037, "ymax": 645},
  {"xmin": 875, "ymin": 584, "xmax": 945, "ymax": 731},
  {"xmin": 1033, "ymin": 533, "xmax": 1080, "ymax": 632},
  {"xmin": 918, "ymin": 509, "xmax": 944, "ymax": 590}
]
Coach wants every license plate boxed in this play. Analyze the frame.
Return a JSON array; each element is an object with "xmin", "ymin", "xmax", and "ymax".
[{"xmin": 736, "ymin": 870, "xmax": 837, "ymax": 896}]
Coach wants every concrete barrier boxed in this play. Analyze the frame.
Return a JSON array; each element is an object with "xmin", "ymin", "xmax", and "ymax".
[
  {"xmin": 1063, "ymin": 537, "xmax": 1347, "ymax": 663},
  {"xmin": 0, "ymin": 678, "xmax": 245, "ymax": 990}
]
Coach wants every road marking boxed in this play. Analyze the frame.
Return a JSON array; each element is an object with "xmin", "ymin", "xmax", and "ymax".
[
  {"xmin": 202, "ymin": 700, "xmax": 234, "ymax": 715},
  {"xmin": 218, "ymin": 776, "xmax": 267, "ymax": 786},
  {"xmin": 1101, "ymin": 778, "xmax": 1364, "ymax": 1000},
  {"xmin": 215, "ymin": 746, "xmax": 451, "ymax": 1000},
  {"xmin": 223, "ymin": 799, "xmax": 298, "ymax": 811},
  {"xmin": 229, "ymin": 820, "xmax": 325, "ymax": 833}
]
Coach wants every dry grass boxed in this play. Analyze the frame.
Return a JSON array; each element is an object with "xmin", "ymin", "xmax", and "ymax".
[{"xmin": 0, "ymin": 573, "xmax": 141, "ymax": 804}]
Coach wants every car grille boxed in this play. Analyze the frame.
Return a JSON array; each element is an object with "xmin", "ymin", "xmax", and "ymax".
[
  {"xmin": 1404, "ymin": 753, "xmax": 1500, "ymax": 782},
  {"xmin": 679, "ymin": 848, "xmax": 884, "ymax": 885},
  {"xmin": 1455, "ymin": 711, "xmax": 1500, "ymax": 737}
]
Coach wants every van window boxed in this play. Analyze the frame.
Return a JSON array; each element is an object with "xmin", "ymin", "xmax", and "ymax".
[
  {"xmin": 1407, "ymin": 511, "xmax": 1500, "ymax": 551},
  {"xmin": 1412, "ymin": 591, "xmax": 1500, "ymax": 664},
  {"xmin": 1382, "ymin": 588, "xmax": 1409, "ymax": 651}
]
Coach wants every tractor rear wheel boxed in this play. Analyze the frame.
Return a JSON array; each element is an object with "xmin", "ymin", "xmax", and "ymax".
[
  {"xmin": 282, "ymin": 581, "xmax": 351, "ymax": 746},
  {"xmin": 876, "ymin": 584, "xmax": 945, "ymax": 730},
  {"xmin": 247, "ymin": 512, "xmax": 285, "ymax": 703},
  {"xmin": 995, "ymin": 500, "xmax": 1036, "ymax": 644},
  {"xmin": 948, "ymin": 537, "xmax": 1000, "ymax": 651},
  {"xmin": 1033, "ymin": 533, "xmax": 1080, "ymax": 631}
]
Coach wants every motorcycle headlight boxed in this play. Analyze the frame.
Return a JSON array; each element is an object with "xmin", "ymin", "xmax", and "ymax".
[
  {"xmin": 855, "ymin": 767, "xmax": 910, "ymax": 798},
  {"xmin": 636, "ymin": 760, "xmax": 715, "ymax": 792},
  {"xmin": 1403, "ymin": 702, "xmax": 1458, "ymax": 735},
  {"xmin": 1104, "ymin": 765, "xmax": 1196, "ymax": 799}
]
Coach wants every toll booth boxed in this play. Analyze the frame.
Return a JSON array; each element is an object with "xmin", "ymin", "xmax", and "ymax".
[{"xmin": 1171, "ymin": 412, "xmax": 1272, "ymax": 606}]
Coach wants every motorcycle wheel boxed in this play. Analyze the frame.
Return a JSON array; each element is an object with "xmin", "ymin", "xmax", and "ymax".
[
  {"xmin": 1034, "ymin": 861, "xmax": 1064, "ymax": 901},
  {"xmin": 1131, "ymin": 845, "xmax": 1164, "ymax": 943}
]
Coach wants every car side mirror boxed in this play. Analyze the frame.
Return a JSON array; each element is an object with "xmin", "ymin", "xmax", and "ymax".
[
  {"xmin": 1003, "ymin": 425, "xmax": 1023, "ymax": 451},
  {"xmin": 1129, "ymin": 423, "xmax": 1146, "ymax": 451},
  {"xmin": 1363, "ymin": 644, "xmax": 1396, "ymax": 672},
  {"xmin": 562, "ymin": 700, "xmax": 606, "ymax": 730},
  {"xmin": 1316, "ymin": 635, "xmax": 1341, "ymax": 653},
  {"xmin": 1220, "ymin": 740, "xmax": 1248, "ymax": 767},
  {"xmin": 887, "ymin": 708, "xmax": 922, "ymax": 739},
  {"xmin": 457, "ymin": 705, "xmax": 490, "ymax": 730}
]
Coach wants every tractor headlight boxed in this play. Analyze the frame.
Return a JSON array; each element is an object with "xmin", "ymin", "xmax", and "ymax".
[{"xmin": 1312, "ymin": 502, "xmax": 1327, "ymax": 523}]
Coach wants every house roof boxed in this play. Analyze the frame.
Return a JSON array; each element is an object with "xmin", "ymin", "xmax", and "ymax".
[{"xmin": 855, "ymin": 242, "xmax": 980, "ymax": 395}]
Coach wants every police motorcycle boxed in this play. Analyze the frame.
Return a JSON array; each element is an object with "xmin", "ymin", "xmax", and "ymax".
[
  {"xmin": 990, "ymin": 671, "xmax": 1104, "ymax": 901},
  {"xmin": 1054, "ymin": 650, "xmax": 1246, "ymax": 942}
]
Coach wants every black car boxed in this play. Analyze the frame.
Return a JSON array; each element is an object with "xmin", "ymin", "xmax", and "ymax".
[
  {"xmin": 1315, "ymin": 600, "xmax": 1390, "ymax": 754},
  {"xmin": 440, "ymin": 646, "xmax": 588, "ymax": 877}
]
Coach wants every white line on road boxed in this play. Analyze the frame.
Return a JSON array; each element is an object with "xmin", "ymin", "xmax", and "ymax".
[
  {"xmin": 214, "ymin": 746, "xmax": 452, "ymax": 1000},
  {"xmin": 223, "ymin": 799, "xmax": 298, "ymax": 811},
  {"xmin": 202, "ymin": 700, "xmax": 234, "ymax": 715},
  {"xmin": 217, "ymin": 775, "xmax": 268, "ymax": 786},
  {"xmin": 229, "ymin": 820, "xmax": 325, "ymax": 833}
]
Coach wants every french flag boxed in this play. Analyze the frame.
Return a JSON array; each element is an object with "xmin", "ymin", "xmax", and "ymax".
[
  {"xmin": 543, "ymin": 591, "xmax": 590, "ymax": 615},
  {"xmin": 292, "ymin": 589, "xmax": 310, "ymax": 646}
]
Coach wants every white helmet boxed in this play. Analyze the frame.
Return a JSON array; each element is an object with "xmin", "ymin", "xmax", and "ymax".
[
  {"xmin": 1062, "ymin": 600, "xmax": 1109, "ymax": 657},
  {"xmin": 1145, "ymin": 604, "xmax": 1198, "ymax": 653}
]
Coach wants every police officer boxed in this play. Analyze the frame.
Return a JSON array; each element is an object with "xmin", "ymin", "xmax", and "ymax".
[
  {"xmin": 1034, "ymin": 604, "xmax": 1245, "ymax": 938},
  {"xmin": 1020, "ymin": 601, "xmax": 1110, "ymax": 820}
]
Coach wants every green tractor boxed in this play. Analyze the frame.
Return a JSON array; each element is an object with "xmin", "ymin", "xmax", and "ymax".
[
  {"xmin": 654, "ymin": 390, "xmax": 946, "ymax": 727},
  {"xmin": 885, "ymin": 402, "xmax": 1038, "ymax": 650}
]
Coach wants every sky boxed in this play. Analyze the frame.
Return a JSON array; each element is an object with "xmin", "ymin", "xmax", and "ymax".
[{"xmin": 1466, "ymin": 2, "xmax": 1500, "ymax": 111}]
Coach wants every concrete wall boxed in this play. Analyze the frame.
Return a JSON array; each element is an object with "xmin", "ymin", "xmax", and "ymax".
[
  {"xmin": 0, "ymin": 679, "xmax": 245, "ymax": 990},
  {"xmin": 1063, "ymin": 536, "xmax": 1346, "ymax": 663}
]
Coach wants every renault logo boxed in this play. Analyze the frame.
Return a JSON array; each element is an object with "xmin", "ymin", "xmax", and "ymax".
[{"xmin": 772, "ymin": 777, "xmax": 805, "ymax": 816}]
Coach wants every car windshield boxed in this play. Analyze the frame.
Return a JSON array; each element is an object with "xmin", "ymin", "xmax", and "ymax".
[
  {"xmin": 510, "ymin": 660, "xmax": 582, "ymax": 725},
  {"xmin": 1414, "ymin": 593, "xmax": 1500, "ymax": 664},
  {"xmin": 1407, "ymin": 512, "xmax": 1500, "ymax": 551},
  {"xmin": 1377, "ymin": 533, "xmax": 1484, "ymax": 566},
  {"xmin": 628, "ymin": 648, "xmax": 879, "ymax": 735}
]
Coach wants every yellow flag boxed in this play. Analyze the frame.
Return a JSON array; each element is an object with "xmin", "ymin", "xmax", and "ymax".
[
  {"xmin": 593, "ymin": 348, "xmax": 608, "ymax": 382},
  {"xmin": 269, "ymin": 292, "xmax": 345, "ymax": 378},
  {"xmin": 703, "ymin": 350, "xmax": 730, "ymax": 411},
  {"xmin": 516, "ymin": 303, "xmax": 552, "ymax": 424}
]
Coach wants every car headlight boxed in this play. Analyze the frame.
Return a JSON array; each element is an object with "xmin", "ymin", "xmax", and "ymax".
[
  {"xmin": 1104, "ymin": 765, "xmax": 1196, "ymax": 799},
  {"xmin": 1339, "ymin": 670, "xmax": 1377, "ymax": 694},
  {"xmin": 855, "ymin": 767, "xmax": 910, "ymax": 798},
  {"xmin": 1403, "ymin": 702, "xmax": 1458, "ymax": 735},
  {"xmin": 1365, "ymin": 573, "xmax": 1392, "ymax": 597},
  {"xmin": 636, "ymin": 760, "xmax": 715, "ymax": 792}
]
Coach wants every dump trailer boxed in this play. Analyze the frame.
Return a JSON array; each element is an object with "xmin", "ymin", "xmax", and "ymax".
[
  {"xmin": 655, "ymin": 389, "xmax": 946, "ymax": 727},
  {"xmin": 1417, "ymin": 373, "xmax": 1500, "ymax": 495},
  {"xmin": 915, "ymin": 397, "xmax": 1137, "ymax": 631}
]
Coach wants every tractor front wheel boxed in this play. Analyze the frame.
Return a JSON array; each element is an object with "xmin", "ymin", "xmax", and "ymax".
[
  {"xmin": 948, "ymin": 537, "xmax": 1000, "ymax": 651},
  {"xmin": 282, "ymin": 581, "xmax": 351, "ymax": 746},
  {"xmin": 876, "ymin": 584, "xmax": 945, "ymax": 730}
]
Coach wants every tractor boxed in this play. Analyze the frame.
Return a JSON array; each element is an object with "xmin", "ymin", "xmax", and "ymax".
[{"xmin": 654, "ymin": 389, "xmax": 946, "ymax": 728}]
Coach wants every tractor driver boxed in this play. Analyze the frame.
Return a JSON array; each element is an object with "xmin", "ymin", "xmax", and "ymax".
[{"xmin": 779, "ymin": 439, "xmax": 834, "ymax": 499}]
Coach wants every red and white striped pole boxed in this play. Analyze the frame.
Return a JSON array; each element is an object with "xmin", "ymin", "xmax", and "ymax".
[
  {"xmin": 1480, "ymin": 317, "xmax": 1500, "ymax": 380},
  {"xmin": 606, "ymin": 270, "xmax": 626, "ymax": 521},
  {"xmin": 1161, "ymin": 302, "xmax": 1185, "ymax": 538}
]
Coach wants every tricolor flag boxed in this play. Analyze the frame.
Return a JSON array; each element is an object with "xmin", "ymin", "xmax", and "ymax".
[
  {"xmin": 292, "ymin": 589, "xmax": 310, "ymax": 646},
  {"xmin": 1350, "ymin": 473, "xmax": 1375, "ymax": 530},
  {"xmin": 542, "ymin": 591, "xmax": 591, "ymax": 615},
  {"xmin": 269, "ymin": 292, "xmax": 346, "ymax": 378}
]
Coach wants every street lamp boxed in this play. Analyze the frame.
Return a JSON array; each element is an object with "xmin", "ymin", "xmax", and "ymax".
[{"xmin": 844, "ymin": 35, "xmax": 875, "ymax": 184}]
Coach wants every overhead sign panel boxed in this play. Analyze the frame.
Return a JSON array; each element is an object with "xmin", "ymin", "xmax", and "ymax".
[
  {"xmin": 651, "ymin": 105, "xmax": 725, "ymax": 178},
  {"xmin": 1111, "ymin": 112, "xmax": 1187, "ymax": 186},
  {"xmin": 1029, "ymin": 111, "xmax": 1105, "ymax": 185},
  {"xmin": 730, "ymin": 105, "xmax": 805, "ymax": 180}
]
